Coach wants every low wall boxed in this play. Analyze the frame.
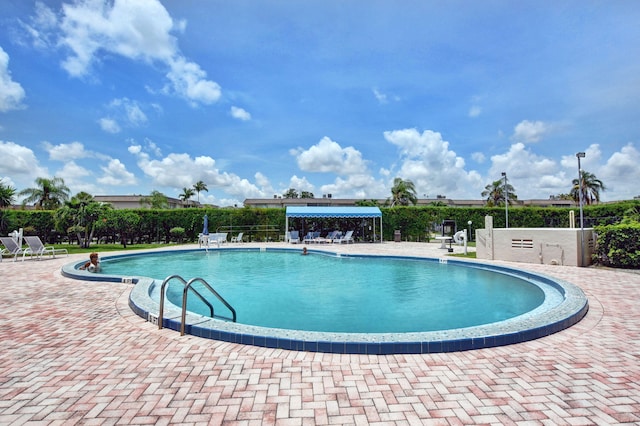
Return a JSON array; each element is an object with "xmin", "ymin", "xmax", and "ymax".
[{"xmin": 476, "ymin": 217, "xmax": 594, "ymax": 267}]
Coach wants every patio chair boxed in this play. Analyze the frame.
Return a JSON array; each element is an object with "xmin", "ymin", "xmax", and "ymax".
[
  {"xmin": 22, "ymin": 236, "xmax": 68, "ymax": 261},
  {"xmin": 334, "ymin": 230, "xmax": 354, "ymax": 244},
  {"xmin": 0, "ymin": 237, "xmax": 25, "ymax": 262},
  {"xmin": 231, "ymin": 232, "xmax": 244, "ymax": 243},
  {"xmin": 288, "ymin": 231, "xmax": 300, "ymax": 244}
]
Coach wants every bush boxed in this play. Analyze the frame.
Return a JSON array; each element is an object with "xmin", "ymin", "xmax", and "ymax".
[
  {"xmin": 169, "ymin": 227, "xmax": 186, "ymax": 243},
  {"xmin": 594, "ymin": 223, "xmax": 640, "ymax": 268}
]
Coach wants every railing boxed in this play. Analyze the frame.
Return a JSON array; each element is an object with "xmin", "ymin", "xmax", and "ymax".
[{"xmin": 158, "ymin": 274, "xmax": 237, "ymax": 336}]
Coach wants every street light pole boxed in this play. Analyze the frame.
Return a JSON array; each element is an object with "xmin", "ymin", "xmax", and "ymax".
[
  {"xmin": 501, "ymin": 172, "xmax": 508, "ymax": 228},
  {"xmin": 576, "ymin": 152, "xmax": 586, "ymax": 266}
]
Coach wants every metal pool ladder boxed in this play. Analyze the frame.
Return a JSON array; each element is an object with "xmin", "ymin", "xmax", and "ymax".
[{"xmin": 158, "ymin": 274, "xmax": 237, "ymax": 336}]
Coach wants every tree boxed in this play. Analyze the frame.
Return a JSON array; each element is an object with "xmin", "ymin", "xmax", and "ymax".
[
  {"xmin": 140, "ymin": 190, "xmax": 169, "ymax": 209},
  {"xmin": 193, "ymin": 181, "xmax": 208, "ymax": 203},
  {"xmin": 390, "ymin": 177, "xmax": 417, "ymax": 206},
  {"xmin": 481, "ymin": 179, "xmax": 518, "ymax": 207},
  {"xmin": 0, "ymin": 179, "xmax": 16, "ymax": 208},
  {"xmin": 55, "ymin": 193, "xmax": 110, "ymax": 247},
  {"xmin": 180, "ymin": 187, "xmax": 195, "ymax": 206},
  {"xmin": 283, "ymin": 188, "xmax": 299, "ymax": 199},
  {"xmin": 572, "ymin": 170, "xmax": 605, "ymax": 205},
  {"xmin": 300, "ymin": 191, "xmax": 314, "ymax": 199},
  {"xmin": 18, "ymin": 177, "xmax": 70, "ymax": 210}
]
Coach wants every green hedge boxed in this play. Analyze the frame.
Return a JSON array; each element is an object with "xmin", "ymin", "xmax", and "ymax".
[
  {"xmin": 594, "ymin": 223, "xmax": 640, "ymax": 268},
  {"xmin": 2, "ymin": 200, "xmax": 638, "ymax": 246}
]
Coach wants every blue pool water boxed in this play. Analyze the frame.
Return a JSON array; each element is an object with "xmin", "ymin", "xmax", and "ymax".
[{"xmin": 101, "ymin": 250, "xmax": 545, "ymax": 333}]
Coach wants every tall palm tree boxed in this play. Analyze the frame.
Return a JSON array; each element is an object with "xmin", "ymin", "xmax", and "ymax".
[
  {"xmin": 19, "ymin": 177, "xmax": 70, "ymax": 210},
  {"xmin": 572, "ymin": 170, "xmax": 605, "ymax": 205},
  {"xmin": 193, "ymin": 181, "xmax": 208, "ymax": 203},
  {"xmin": 481, "ymin": 179, "xmax": 517, "ymax": 207},
  {"xmin": 390, "ymin": 177, "xmax": 418, "ymax": 206},
  {"xmin": 0, "ymin": 179, "xmax": 16, "ymax": 208},
  {"xmin": 180, "ymin": 187, "xmax": 195, "ymax": 206}
]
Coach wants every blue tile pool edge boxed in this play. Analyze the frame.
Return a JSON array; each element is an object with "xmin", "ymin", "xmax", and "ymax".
[{"xmin": 64, "ymin": 247, "xmax": 590, "ymax": 354}]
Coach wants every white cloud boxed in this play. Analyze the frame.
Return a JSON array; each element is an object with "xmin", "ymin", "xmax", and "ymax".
[
  {"xmin": 488, "ymin": 143, "xmax": 565, "ymax": 198},
  {"xmin": 384, "ymin": 128, "xmax": 483, "ymax": 198},
  {"xmin": 230, "ymin": 106, "xmax": 251, "ymax": 121},
  {"xmin": 0, "ymin": 141, "xmax": 48, "ymax": 179},
  {"xmin": 598, "ymin": 143, "xmax": 640, "ymax": 200},
  {"xmin": 99, "ymin": 118, "xmax": 121, "ymax": 133},
  {"xmin": 98, "ymin": 158, "xmax": 137, "ymax": 186},
  {"xmin": 30, "ymin": 0, "xmax": 220, "ymax": 105},
  {"xmin": 471, "ymin": 152, "xmax": 486, "ymax": 163},
  {"xmin": 109, "ymin": 98, "xmax": 148, "ymax": 126},
  {"xmin": 292, "ymin": 136, "xmax": 369, "ymax": 175},
  {"xmin": 130, "ymin": 149, "xmax": 264, "ymax": 202},
  {"xmin": 511, "ymin": 120, "xmax": 551, "ymax": 143},
  {"xmin": 164, "ymin": 56, "xmax": 221, "ymax": 105},
  {"xmin": 43, "ymin": 141, "xmax": 90, "ymax": 161},
  {"xmin": 0, "ymin": 46, "xmax": 26, "ymax": 112},
  {"xmin": 287, "ymin": 175, "xmax": 315, "ymax": 194},
  {"xmin": 320, "ymin": 174, "xmax": 385, "ymax": 199}
]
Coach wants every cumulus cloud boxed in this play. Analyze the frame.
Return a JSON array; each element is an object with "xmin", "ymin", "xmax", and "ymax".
[
  {"xmin": 488, "ymin": 143, "xmax": 565, "ymax": 198},
  {"xmin": 42, "ymin": 141, "xmax": 91, "ymax": 161},
  {"xmin": 0, "ymin": 141, "xmax": 48, "ymax": 178},
  {"xmin": 471, "ymin": 152, "xmax": 486, "ymax": 163},
  {"xmin": 384, "ymin": 128, "xmax": 482, "ymax": 198},
  {"xmin": 292, "ymin": 136, "xmax": 369, "ymax": 175},
  {"xmin": 230, "ymin": 106, "xmax": 251, "ymax": 121},
  {"xmin": 129, "ymin": 147, "xmax": 264, "ymax": 203},
  {"xmin": 26, "ymin": 0, "xmax": 220, "ymax": 105},
  {"xmin": 511, "ymin": 120, "xmax": 551, "ymax": 143},
  {"xmin": 0, "ymin": 46, "xmax": 26, "ymax": 112},
  {"xmin": 98, "ymin": 158, "xmax": 137, "ymax": 186}
]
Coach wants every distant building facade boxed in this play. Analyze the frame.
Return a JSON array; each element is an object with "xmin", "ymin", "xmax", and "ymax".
[{"xmin": 94, "ymin": 195, "xmax": 203, "ymax": 209}]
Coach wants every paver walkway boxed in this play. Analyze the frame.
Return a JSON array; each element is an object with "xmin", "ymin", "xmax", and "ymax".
[{"xmin": 1, "ymin": 242, "xmax": 639, "ymax": 425}]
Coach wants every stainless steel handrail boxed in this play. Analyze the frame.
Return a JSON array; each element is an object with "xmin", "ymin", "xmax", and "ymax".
[{"xmin": 158, "ymin": 274, "xmax": 236, "ymax": 336}]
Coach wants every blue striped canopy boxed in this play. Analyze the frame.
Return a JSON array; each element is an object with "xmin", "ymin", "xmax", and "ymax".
[{"xmin": 286, "ymin": 206, "xmax": 382, "ymax": 218}]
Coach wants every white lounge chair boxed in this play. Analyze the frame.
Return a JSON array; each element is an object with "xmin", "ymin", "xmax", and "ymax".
[
  {"xmin": 0, "ymin": 237, "xmax": 25, "ymax": 262},
  {"xmin": 334, "ymin": 230, "xmax": 354, "ymax": 244},
  {"xmin": 22, "ymin": 236, "xmax": 68, "ymax": 261},
  {"xmin": 288, "ymin": 231, "xmax": 300, "ymax": 244},
  {"xmin": 231, "ymin": 232, "xmax": 243, "ymax": 243}
]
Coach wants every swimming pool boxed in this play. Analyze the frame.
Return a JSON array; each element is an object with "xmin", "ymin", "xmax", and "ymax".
[{"xmin": 63, "ymin": 247, "xmax": 589, "ymax": 354}]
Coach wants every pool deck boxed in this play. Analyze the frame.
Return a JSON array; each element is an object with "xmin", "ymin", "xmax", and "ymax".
[{"xmin": 1, "ymin": 241, "xmax": 639, "ymax": 424}]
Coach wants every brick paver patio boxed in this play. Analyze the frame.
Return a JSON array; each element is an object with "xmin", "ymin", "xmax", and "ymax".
[{"xmin": 1, "ymin": 243, "xmax": 639, "ymax": 425}]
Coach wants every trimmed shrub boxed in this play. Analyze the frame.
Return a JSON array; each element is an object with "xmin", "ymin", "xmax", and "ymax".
[{"xmin": 594, "ymin": 223, "xmax": 640, "ymax": 268}]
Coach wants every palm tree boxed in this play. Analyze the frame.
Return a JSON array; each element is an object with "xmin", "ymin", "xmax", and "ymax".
[
  {"xmin": 572, "ymin": 170, "xmax": 605, "ymax": 205},
  {"xmin": 0, "ymin": 179, "xmax": 16, "ymax": 208},
  {"xmin": 19, "ymin": 177, "xmax": 70, "ymax": 210},
  {"xmin": 193, "ymin": 181, "xmax": 208, "ymax": 203},
  {"xmin": 179, "ymin": 187, "xmax": 195, "ymax": 206},
  {"xmin": 481, "ymin": 179, "xmax": 517, "ymax": 207},
  {"xmin": 390, "ymin": 177, "xmax": 418, "ymax": 206}
]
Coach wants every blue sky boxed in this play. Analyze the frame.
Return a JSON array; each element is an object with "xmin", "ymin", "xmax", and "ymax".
[{"xmin": 1, "ymin": 0, "xmax": 639, "ymax": 207}]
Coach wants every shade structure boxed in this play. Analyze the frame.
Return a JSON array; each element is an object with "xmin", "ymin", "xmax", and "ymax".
[{"xmin": 285, "ymin": 206, "xmax": 383, "ymax": 242}]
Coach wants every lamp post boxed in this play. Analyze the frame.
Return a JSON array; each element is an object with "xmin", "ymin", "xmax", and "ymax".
[
  {"xmin": 576, "ymin": 152, "xmax": 586, "ymax": 266},
  {"xmin": 501, "ymin": 172, "xmax": 508, "ymax": 228}
]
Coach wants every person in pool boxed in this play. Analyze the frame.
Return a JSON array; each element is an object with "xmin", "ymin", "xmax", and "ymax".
[
  {"xmin": 80, "ymin": 252, "xmax": 100, "ymax": 272},
  {"xmin": 302, "ymin": 247, "xmax": 308, "ymax": 255}
]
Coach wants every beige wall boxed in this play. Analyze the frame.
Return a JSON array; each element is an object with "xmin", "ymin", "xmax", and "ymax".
[{"xmin": 476, "ymin": 216, "xmax": 594, "ymax": 267}]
